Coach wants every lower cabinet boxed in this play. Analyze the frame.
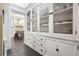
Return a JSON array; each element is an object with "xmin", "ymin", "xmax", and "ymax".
[
  {"xmin": 24, "ymin": 34, "xmax": 34, "ymax": 49},
  {"xmin": 24, "ymin": 34, "xmax": 77, "ymax": 56},
  {"xmin": 45, "ymin": 39, "xmax": 58, "ymax": 56},
  {"xmin": 45, "ymin": 39, "xmax": 77, "ymax": 56},
  {"xmin": 34, "ymin": 44, "xmax": 46, "ymax": 55},
  {"xmin": 58, "ymin": 41, "xmax": 76, "ymax": 56}
]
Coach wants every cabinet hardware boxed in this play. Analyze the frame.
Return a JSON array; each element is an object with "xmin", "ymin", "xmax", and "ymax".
[
  {"xmin": 49, "ymin": 12, "xmax": 53, "ymax": 15},
  {"xmin": 41, "ymin": 44, "xmax": 43, "ymax": 46},
  {"xmin": 34, "ymin": 41, "xmax": 35, "ymax": 43},
  {"xmin": 34, "ymin": 45, "xmax": 35, "ymax": 47},
  {"xmin": 75, "ymin": 30, "xmax": 77, "ymax": 34},
  {"xmin": 41, "ymin": 49, "xmax": 43, "ymax": 52},
  {"xmin": 77, "ymin": 45, "xmax": 79, "ymax": 50},
  {"xmin": 41, "ymin": 38, "xmax": 43, "ymax": 40},
  {"xmin": 56, "ymin": 48, "xmax": 59, "ymax": 52},
  {"xmin": 49, "ymin": 13, "xmax": 51, "ymax": 15},
  {"xmin": 51, "ymin": 12, "xmax": 53, "ymax": 14}
]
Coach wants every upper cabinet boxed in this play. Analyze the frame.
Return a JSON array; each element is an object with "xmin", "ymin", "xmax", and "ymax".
[
  {"xmin": 26, "ymin": 3, "xmax": 78, "ymax": 38},
  {"xmin": 32, "ymin": 6, "xmax": 38, "ymax": 32},
  {"xmin": 39, "ymin": 3, "xmax": 49, "ymax": 33},
  {"xmin": 53, "ymin": 3, "xmax": 73, "ymax": 34},
  {"xmin": 27, "ymin": 11, "xmax": 31, "ymax": 31}
]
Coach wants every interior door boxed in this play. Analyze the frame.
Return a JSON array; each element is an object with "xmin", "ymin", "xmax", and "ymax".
[{"xmin": 0, "ymin": 10, "xmax": 3, "ymax": 56}]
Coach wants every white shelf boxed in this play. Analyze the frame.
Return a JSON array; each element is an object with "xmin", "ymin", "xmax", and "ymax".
[
  {"xmin": 54, "ymin": 22, "xmax": 72, "ymax": 25},
  {"xmin": 53, "ymin": 7, "xmax": 73, "ymax": 14},
  {"xmin": 40, "ymin": 15, "xmax": 49, "ymax": 19},
  {"xmin": 40, "ymin": 24, "xmax": 49, "ymax": 27}
]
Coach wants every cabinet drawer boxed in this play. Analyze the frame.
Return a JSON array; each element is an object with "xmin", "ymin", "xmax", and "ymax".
[
  {"xmin": 34, "ymin": 35, "xmax": 46, "ymax": 42},
  {"xmin": 33, "ymin": 44, "xmax": 46, "ymax": 55},
  {"xmin": 34, "ymin": 40, "xmax": 45, "ymax": 48}
]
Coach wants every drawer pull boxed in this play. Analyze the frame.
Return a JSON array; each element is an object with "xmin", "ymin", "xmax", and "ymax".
[
  {"xmin": 34, "ymin": 45, "xmax": 35, "ymax": 47},
  {"xmin": 77, "ymin": 45, "xmax": 79, "ymax": 50},
  {"xmin": 28, "ymin": 38, "xmax": 29, "ymax": 40},
  {"xmin": 56, "ymin": 48, "xmax": 59, "ymax": 52},
  {"xmin": 34, "ymin": 41, "xmax": 35, "ymax": 43},
  {"xmin": 41, "ymin": 38, "xmax": 43, "ymax": 40},
  {"xmin": 41, "ymin": 44, "xmax": 43, "ymax": 46},
  {"xmin": 41, "ymin": 49, "xmax": 43, "ymax": 52},
  {"xmin": 49, "ymin": 12, "xmax": 53, "ymax": 15}
]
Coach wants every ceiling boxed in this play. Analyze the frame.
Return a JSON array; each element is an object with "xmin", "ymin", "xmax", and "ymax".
[{"xmin": 13, "ymin": 3, "xmax": 29, "ymax": 8}]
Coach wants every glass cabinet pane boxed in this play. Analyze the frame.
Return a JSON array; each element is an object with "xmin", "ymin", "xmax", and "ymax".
[
  {"xmin": 27, "ymin": 11, "xmax": 31, "ymax": 31},
  {"xmin": 53, "ymin": 3, "xmax": 73, "ymax": 34},
  {"xmin": 39, "ymin": 3, "xmax": 49, "ymax": 33},
  {"xmin": 32, "ymin": 6, "xmax": 37, "ymax": 32}
]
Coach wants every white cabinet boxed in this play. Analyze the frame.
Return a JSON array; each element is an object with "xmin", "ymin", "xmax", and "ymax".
[
  {"xmin": 24, "ymin": 34, "xmax": 34, "ymax": 48},
  {"xmin": 27, "ymin": 11, "xmax": 31, "ymax": 31},
  {"xmin": 49, "ymin": 3, "xmax": 78, "ymax": 40},
  {"xmin": 34, "ymin": 44, "xmax": 46, "ymax": 55},
  {"xmin": 52, "ymin": 3, "xmax": 73, "ymax": 34},
  {"xmin": 58, "ymin": 41, "xmax": 76, "ymax": 56},
  {"xmin": 45, "ymin": 38, "xmax": 58, "ymax": 56},
  {"xmin": 39, "ymin": 3, "xmax": 49, "ymax": 33},
  {"xmin": 32, "ymin": 6, "xmax": 38, "ymax": 32},
  {"xmin": 45, "ymin": 37, "xmax": 77, "ymax": 56},
  {"xmin": 24, "ymin": 3, "xmax": 79, "ymax": 56}
]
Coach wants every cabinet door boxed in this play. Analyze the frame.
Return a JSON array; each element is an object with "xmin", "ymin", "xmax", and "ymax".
[
  {"xmin": 58, "ymin": 41, "xmax": 76, "ymax": 56},
  {"xmin": 25, "ymin": 34, "xmax": 33, "ymax": 48},
  {"xmin": 27, "ymin": 11, "xmax": 31, "ymax": 31},
  {"xmin": 39, "ymin": 3, "xmax": 49, "ymax": 33},
  {"xmin": 53, "ymin": 3, "xmax": 73, "ymax": 34},
  {"xmin": 45, "ymin": 39, "xmax": 58, "ymax": 56},
  {"xmin": 32, "ymin": 6, "xmax": 38, "ymax": 32}
]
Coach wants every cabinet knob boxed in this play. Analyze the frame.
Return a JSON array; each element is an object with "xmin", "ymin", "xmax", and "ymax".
[
  {"xmin": 41, "ymin": 44, "xmax": 43, "ymax": 46},
  {"xmin": 34, "ymin": 45, "xmax": 35, "ymax": 47},
  {"xmin": 49, "ymin": 12, "xmax": 53, "ymax": 15},
  {"xmin": 56, "ymin": 48, "xmax": 59, "ymax": 52},
  {"xmin": 49, "ymin": 13, "xmax": 51, "ymax": 15},
  {"xmin": 28, "ymin": 38, "xmax": 29, "ymax": 40},
  {"xmin": 75, "ymin": 30, "xmax": 77, "ymax": 34},
  {"xmin": 41, "ymin": 38, "xmax": 43, "ymax": 40},
  {"xmin": 41, "ymin": 49, "xmax": 43, "ymax": 52},
  {"xmin": 34, "ymin": 41, "xmax": 35, "ymax": 43},
  {"xmin": 77, "ymin": 45, "xmax": 79, "ymax": 50}
]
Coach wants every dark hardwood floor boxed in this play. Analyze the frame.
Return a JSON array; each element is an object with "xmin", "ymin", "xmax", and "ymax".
[{"xmin": 7, "ymin": 39, "xmax": 42, "ymax": 56}]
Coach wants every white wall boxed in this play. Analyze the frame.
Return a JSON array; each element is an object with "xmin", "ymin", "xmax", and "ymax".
[{"xmin": 0, "ymin": 4, "xmax": 12, "ymax": 55}]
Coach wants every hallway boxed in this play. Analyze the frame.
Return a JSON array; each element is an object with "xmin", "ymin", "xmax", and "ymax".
[{"xmin": 7, "ymin": 39, "xmax": 42, "ymax": 56}]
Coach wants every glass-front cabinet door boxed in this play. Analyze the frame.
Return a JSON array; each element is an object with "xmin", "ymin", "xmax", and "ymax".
[
  {"xmin": 27, "ymin": 11, "xmax": 31, "ymax": 31},
  {"xmin": 32, "ymin": 6, "xmax": 38, "ymax": 32},
  {"xmin": 53, "ymin": 3, "xmax": 73, "ymax": 34},
  {"xmin": 39, "ymin": 3, "xmax": 49, "ymax": 33}
]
